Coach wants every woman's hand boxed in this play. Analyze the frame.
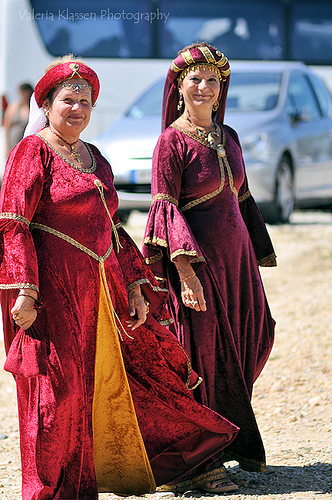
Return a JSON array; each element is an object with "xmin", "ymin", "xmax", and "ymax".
[
  {"xmin": 11, "ymin": 291, "xmax": 38, "ymax": 330},
  {"xmin": 174, "ymin": 255, "xmax": 207, "ymax": 312},
  {"xmin": 181, "ymin": 275, "xmax": 207, "ymax": 312},
  {"xmin": 126, "ymin": 285, "xmax": 149, "ymax": 330}
]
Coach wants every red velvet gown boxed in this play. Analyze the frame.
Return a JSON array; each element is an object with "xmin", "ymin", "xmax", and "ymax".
[
  {"xmin": 143, "ymin": 123, "xmax": 276, "ymax": 472},
  {"xmin": 0, "ymin": 135, "xmax": 239, "ymax": 500}
]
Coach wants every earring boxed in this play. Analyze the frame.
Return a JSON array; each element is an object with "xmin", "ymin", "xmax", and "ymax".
[
  {"xmin": 213, "ymin": 101, "xmax": 219, "ymax": 112},
  {"xmin": 177, "ymin": 91, "xmax": 183, "ymax": 111}
]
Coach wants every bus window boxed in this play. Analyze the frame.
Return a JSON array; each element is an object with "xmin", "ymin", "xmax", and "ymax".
[
  {"xmin": 159, "ymin": 0, "xmax": 284, "ymax": 60},
  {"xmin": 30, "ymin": 0, "xmax": 152, "ymax": 57},
  {"xmin": 290, "ymin": 2, "xmax": 332, "ymax": 63}
]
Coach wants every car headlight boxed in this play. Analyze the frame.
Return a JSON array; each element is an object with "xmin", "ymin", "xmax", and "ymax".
[{"xmin": 242, "ymin": 133, "xmax": 268, "ymax": 157}]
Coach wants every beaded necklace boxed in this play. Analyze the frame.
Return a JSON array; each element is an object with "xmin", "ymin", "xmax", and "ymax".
[
  {"xmin": 49, "ymin": 126, "xmax": 84, "ymax": 165},
  {"xmin": 182, "ymin": 114, "xmax": 226, "ymax": 157}
]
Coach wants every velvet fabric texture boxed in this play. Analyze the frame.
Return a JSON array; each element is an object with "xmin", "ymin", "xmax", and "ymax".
[
  {"xmin": 0, "ymin": 135, "xmax": 240, "ymax": 500},
  {"xmin": 143, "ymin": 123, "xmax": 276, "ymax": 472},
  {"xmin": 34, "ymin": 61, "xmax": 100, "ymax": 107}
]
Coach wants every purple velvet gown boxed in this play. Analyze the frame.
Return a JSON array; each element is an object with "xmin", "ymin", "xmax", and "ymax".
[
  {"xmin": 0, "ymin": 135, "xmax": 239, "ymax": 500},
  {"xmin": 143, "ymin": 123, "xmax": 276, "ymax": 472}
]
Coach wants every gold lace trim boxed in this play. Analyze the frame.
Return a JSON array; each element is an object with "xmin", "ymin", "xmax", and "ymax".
[
  {"xmin": 181, "ymin": 50, "xmax": 195, "ymax": 65},
  {"xmin": 170, "ymin": 249, "xmax": 205, "ymax": 262},
  {"xmin": 155, "ymin": 276, "xmax": 167, "ymax": 283},
  {"xmin": 0, "ymin": 212, "xmax": 30, "ymax": 227},
  {"xmin": 152, "ymin": 193, "xmax": 178, "ymax": 206},
  {"xmin": 238, "ymin": 190, "xmax": 251, "ymax": 203},
  {"xmin": 160, "ymin": 318, "xmax": 174, "ymax": 326},
  {"xmin": 258, "ymin": 253, "xmax": 277, "ymax": 267},
  {"xmin": 188, "ymin": 375, "xmax": 203, "ymax": 391},
  {"xmin": 30, "ymin": 223, "xmax": 113, "ymax": 262},
  {"xmin": 126, "ymin": 278, "xmax": 168, "ymax": 294},
  {"xmin": 36, "ymin": 134, "xmax": 97, "ymax": 173},
  {"xmin": 144, "ymin": 250, "xmax": 163, "ymax": 265},
  {"xmin": 0, "ymin": 282, "xmax": 38, "ymax": 291},
  {"xmin": 144, "ymin": 235, "xmax": 168, "ymax": 248},
  {"xmin": 94, "ymin": 180, "xmax": 123, "ymax": 253},
  {"xmin": 171, "ymin": 123, "xmax": 238, "ymax": 212},
  {"xmin": 157, "ymin": 466, "xmax": 228, "ymax": 493}
]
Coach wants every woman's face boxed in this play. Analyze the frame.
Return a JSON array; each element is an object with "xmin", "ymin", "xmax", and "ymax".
[
  {"xmin": 179, "ymin": 67, "xmax": 220, "ymax": 114},
  {"xmin": 44, "ymin": 78, "xmax": 93, "ymax": 136}
]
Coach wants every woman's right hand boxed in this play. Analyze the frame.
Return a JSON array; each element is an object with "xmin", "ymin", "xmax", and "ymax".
[
  {"xmin": 11, "ymin": 293, "xmax": 38, "ymax": 330},
  {"xmin": 181, "ymin": 275, "xmax": 207, "ymax": 312}
]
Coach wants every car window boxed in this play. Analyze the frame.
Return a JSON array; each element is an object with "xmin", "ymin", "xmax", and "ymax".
[
  {"xmin": 226, "ymin": 72, "xmax": 282, "ymax": 112},
  {"xmin": 288, "ymin": 74, "xmax": 321, "ymax": 121},
  {"xmin": 126, "ymin": 79, "xmax": 164, "ymax": 118},
  {"xmin": 307, "ymin": 73, "xmax": 332, "ymax": 118}
]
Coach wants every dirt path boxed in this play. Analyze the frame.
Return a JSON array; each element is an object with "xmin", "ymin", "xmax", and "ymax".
[{"xmin": 1, "ymin": 210, "xmax": 331, "ymax": 499}]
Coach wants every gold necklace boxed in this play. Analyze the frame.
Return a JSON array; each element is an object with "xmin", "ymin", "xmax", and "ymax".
[
  {"xmin": 49, "ymin": 126, "xmax": 84, "ymax": 166},
  {"xmin": 182, "ymin": 114, "xmax": 226, "ymax": 157}
]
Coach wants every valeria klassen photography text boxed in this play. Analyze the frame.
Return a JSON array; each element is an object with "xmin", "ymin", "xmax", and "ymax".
[{"xmin": 18, "ymin": 8, "xmax": 170, "ymax": 24}]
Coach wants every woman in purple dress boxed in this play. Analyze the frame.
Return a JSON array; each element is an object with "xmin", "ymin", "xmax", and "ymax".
[{"xmin": 143, "ymin": 42, "xmax": 277, "ymax": 476}]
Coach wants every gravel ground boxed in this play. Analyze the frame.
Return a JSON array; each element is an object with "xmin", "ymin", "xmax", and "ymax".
[{"xmin": 1, "ymin": 210, "xmax": 331, "ymax": 500}]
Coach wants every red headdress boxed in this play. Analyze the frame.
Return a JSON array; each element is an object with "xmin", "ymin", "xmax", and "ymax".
[
  {"xmin": 162, "ymin": 44, "xmax": 230, "ymax": 131},
  {"xmin": 34, "ymin": 61, "xmax": 100, "ymax": 107}
]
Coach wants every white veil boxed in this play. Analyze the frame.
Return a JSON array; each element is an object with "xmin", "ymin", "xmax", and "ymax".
[{"xmin": 23, "ymin": 92, "xmax": 47, "ymax": 137}]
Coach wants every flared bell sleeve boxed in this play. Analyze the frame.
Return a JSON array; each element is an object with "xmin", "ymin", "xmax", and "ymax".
[
  {"xmin": 0, "ymin": 136, "xmax": 48, "ymax": 291},
  {"xmin": 143, "ymin": 132, "xmax": 206, "ymax": 281},
  {"xmin": 111, "ymin": 211, "xmax": 173, "ymax": 325},
  {"xmin": 225, "ymin": 126, "xmax": 277, "ymax": 268}
]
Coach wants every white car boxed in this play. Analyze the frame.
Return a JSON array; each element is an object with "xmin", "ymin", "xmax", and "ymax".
[{"xmin": 94, "ymin": 61, "xmax": 332, "ymax": 223}]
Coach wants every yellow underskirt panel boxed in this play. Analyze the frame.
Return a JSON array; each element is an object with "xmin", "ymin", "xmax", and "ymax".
[{"xmin": 92, "ymin": 262, "xmax": 156, "ymax": 495}]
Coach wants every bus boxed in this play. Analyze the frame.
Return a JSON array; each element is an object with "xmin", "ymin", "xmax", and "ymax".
[{"xmin": 1, "ymin": 0, "xmax": 332, "ymax": 167}]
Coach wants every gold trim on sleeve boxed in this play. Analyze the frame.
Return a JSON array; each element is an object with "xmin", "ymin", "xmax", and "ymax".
[
  {"xmin": 144, "ymin": 235, "xmax": 168, "ymax": 248},
  {"xmin": 0, "ymin": 212, "xmax": 30, "ymax": 227},
  {"xmin": 238, "ymin": 190, "xmax": 251, "ymax": 203},
  {"xmin": 170, "ymin": 249, "xmax": 205, "ymax": 262},
  {"xmin": 160, "ymin": 318, "xmax": 174, "ymax": 327},
  {"xmin": 152, "ymin": 193, "xmax": 179, "ymax": 207},
  {"xmin": 126, "ymin": 278, "xmax": 168, "ymax": 293},
  {"xmin": 258, "ymin": 253, "xmax": 277, "ymax": 267},
  {"xmin": 144, "ymin": 250, "xmax": 163, "ymax": 264},
  {"xmin": 0, "ymin": 283, "xmax": 39, "ymax": 291}
]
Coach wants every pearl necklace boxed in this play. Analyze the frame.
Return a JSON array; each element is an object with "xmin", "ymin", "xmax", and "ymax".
[
  {"xmin": 182, "ymin": 114, "xmax": 226, "ymax": 157},
  {"xmin": 49, "ymin": 126, "xmax": 84, "ymax": 166}
]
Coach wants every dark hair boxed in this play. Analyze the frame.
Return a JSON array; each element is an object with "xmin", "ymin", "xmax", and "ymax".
[
  {"xmin": 178, "ymin": 41, "xmax": 215, "ymax": 55},
  {"xmin": 19, "ymin": 83, "xmax": 34, "ymax": 94}
]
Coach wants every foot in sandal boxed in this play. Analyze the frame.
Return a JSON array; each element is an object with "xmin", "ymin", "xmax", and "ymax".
[{"xmin": 200, "ymin": 478, "xmax": 239, "ymax": 493}]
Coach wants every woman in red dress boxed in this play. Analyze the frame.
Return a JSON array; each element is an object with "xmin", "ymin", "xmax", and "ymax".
[
  {"xmin": 143, "ymin": 42, "xmax": 277, "ymax": 475},
  {"xmin": 0, "ymin": 56, "xmax": 239, "ymax": 500}
]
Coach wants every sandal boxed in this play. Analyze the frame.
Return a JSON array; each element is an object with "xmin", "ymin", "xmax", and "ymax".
[{"xmin": 200, "ymin": 478, "xmax": 239, "ymax": 493}]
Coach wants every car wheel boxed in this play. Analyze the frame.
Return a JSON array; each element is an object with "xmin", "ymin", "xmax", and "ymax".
[
  {"xmin": 261, "ymin": 157, "xmax": 294, "ymax": 224},
  {"xmin": 117, "ymin": 210, "xmax": 131, "ymax": 225}
]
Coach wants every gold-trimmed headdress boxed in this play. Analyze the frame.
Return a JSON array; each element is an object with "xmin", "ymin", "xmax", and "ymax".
[{"xmin": 162, "ymin": 43, "xmax": 231, "ymax": 130}]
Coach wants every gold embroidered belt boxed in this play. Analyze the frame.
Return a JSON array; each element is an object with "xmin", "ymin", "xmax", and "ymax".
[{"xmin": 30, "ymin": 222, "xmax": 113, "ymax": 262}]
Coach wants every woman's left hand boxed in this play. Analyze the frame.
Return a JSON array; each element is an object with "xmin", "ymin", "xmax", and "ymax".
[{"xmin": 127, "ymin": 284, "xmax": 149, "ymax": 330}]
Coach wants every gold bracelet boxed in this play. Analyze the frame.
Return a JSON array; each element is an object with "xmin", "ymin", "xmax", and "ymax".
[{"xmin": 179, "ymin": 272, "xmax": 196, "ymax": 283}]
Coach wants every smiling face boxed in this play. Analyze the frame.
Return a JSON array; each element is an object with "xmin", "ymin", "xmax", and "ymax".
[
  {"xmin": 43, "ymin": 78, "xmax": 93, "ymax": 138},
  {"xmin": 179, "ymin": 67, "xmax": 221, "ymax": 115}
]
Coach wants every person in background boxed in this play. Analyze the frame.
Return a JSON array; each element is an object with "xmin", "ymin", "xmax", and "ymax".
[
  {"xmin": 0, "ymin": 55, "xmax": 240, "ymax": 500},
  {"xmin": 143, "ymin": 42, "xmax": 277, "ymax": 476},
  {"xmin": 3, "ymin": 82, "xmax": 34, "ymax": 156}
]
